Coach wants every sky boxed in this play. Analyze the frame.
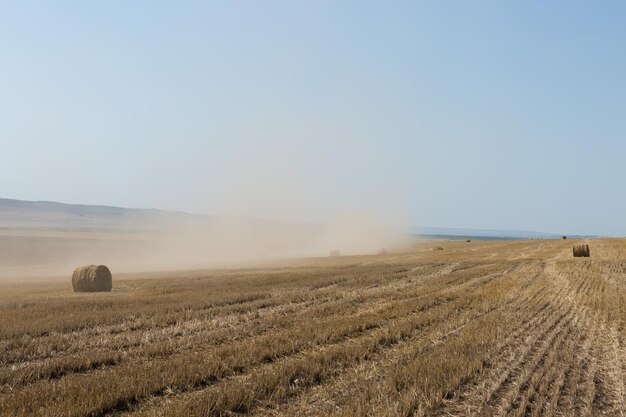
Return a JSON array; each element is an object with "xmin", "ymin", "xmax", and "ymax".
[{"xmin": 2, "ymin": 1, "xmax": 626, "ymax": 236}]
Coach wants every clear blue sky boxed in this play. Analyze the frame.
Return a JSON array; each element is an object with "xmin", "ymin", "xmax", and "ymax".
[{"xmin": 2, "ymin": 1, "xmax": 626, "ymax": 236}]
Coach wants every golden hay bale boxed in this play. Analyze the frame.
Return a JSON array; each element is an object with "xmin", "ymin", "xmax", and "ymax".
[
  {"xmin": 329, "ymin": 250, "xmax": 341, "ymax": 257},
  {"xmin": 72, "ymin": 265, "xmax": 112, "ymax": 292},
  {"xmin": 572, "ymin": 244, "xmax": 590, "ymax": 258}
]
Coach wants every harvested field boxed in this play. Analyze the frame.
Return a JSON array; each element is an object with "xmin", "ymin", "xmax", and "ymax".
[{"xmin": 2, "ymin": 238, "xmax": 626, "ymax": 417}]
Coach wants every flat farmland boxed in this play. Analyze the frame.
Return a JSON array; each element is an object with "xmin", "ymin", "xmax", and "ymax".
[{"xmin": 2, "ymin": 238, "xmax": 626, "ymax": 417}]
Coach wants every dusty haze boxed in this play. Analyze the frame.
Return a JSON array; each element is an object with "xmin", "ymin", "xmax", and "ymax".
[
  {"xmin": 1, "ymin": 192, "xmax": 409, "ymax": 281},
  {"xmin": 1, "ymin": 135, "xmax": 411, "ymax": 280}
]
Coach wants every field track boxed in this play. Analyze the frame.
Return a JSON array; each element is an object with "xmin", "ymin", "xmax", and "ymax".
[{"xmin": 1, "ymin": 238, "xmax": 626, "ymax": 416}]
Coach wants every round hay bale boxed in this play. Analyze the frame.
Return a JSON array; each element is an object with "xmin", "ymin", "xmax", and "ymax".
[
  {"xmin": 329, "ymin": 250, "xmax": 340, "ymax": 257},
  {"xmin": 572, "ymin": 244, "xmax": 590, "ymax": 258},
  {"xmin": 72, "ymin": 265, "xmax": 112, "ymax": 292}
]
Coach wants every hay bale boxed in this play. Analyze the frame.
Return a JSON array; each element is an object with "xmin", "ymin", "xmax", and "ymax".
[
  {"xmin": 72, "ymin": 265, "xmax": 112, "ymax": 292},
  {"xmin": 572, "ymin": 244, "xmax": 590, "ymax": 258},
  {"xmin": 329, "ymin": 250, "xmax": 340, "ymax": 257},
  {"xmin": 377, "ymin": 248, "xmax": 388, "ymax": 255}
]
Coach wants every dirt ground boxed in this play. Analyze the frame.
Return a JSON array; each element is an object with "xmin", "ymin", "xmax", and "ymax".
[{"xmin": 1, "ymin": 237, "xmax": 626, "ymax": 417}]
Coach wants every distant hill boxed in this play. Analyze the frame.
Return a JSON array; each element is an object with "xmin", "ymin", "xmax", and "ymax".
[{"xmin": 0, "ymin": 198, "xmax": 209, "ymax": 233}]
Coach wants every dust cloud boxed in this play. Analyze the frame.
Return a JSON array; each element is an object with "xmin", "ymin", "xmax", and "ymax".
[
  {"xmin": 1, "ymin": 136, "xmax": 411, "ymax": 280},
  {"xmin": 0, "ymin": 212, "xmax": 410, "ymax": 281}
]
